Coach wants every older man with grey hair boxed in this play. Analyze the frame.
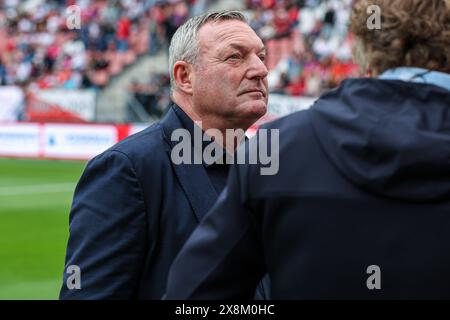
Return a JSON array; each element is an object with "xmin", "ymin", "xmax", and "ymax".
[{"xmin": 60, "ymin": 10, "xmax": 269, "ymax": 299}]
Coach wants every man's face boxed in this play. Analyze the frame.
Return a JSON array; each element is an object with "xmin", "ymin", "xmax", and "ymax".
[{"xmin": 191, "ymin": 20, "xmax": 269, "ymax": 127}]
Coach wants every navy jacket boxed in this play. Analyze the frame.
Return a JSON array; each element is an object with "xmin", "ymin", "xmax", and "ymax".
[
  {"xmin": 165, "ymin": 78, "xmax": 450, "ymax": 299},
  {"xmin": 60, "ymin": 105, "xmax": 224, "ymax": 299}
]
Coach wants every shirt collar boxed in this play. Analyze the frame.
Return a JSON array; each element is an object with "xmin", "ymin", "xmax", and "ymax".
[{"xmin": 379, "ymin": 67, "xmax": 450, "ymax": 92}]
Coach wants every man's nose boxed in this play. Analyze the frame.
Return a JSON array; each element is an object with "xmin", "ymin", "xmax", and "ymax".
[{"xmin": 246, "ymin": 54, "xmax": 269, "ymax": 80}]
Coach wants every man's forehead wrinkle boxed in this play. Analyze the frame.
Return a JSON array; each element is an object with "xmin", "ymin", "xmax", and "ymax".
[
  {"xmin": 229, "ymin": 43, "xmax": 266, "ymax": 53},
  {"xmin": 216, "ymin": 33, "xmax": 264, "ymax": 54},
  {"xmin": 197, "ymin": 21, "xmax": 264, "ymax": 60},
  {"xmin": 203, "ymin": 21, "xmax": 260, "ymax": 44},
  {"xmin": 216, "ymin": 27, "xmax": 258, "ymax": 43}
]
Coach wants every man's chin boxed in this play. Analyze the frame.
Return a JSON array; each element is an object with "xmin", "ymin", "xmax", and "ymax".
[{"xmin": 239, "ymin": 100, "xmax": 268, "ymax": 119}]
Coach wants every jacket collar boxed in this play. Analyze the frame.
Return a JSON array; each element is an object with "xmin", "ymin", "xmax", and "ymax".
[
  {"xmin": 160, "ymin": 104, "xmax": 232, "ymax": 167},
  {"xmin": 159, "ymin": 104, "xmax": 185, "ymax": 148},
  {"xmin": 159, "ymin": 104, "xmax": 219, "ymax": 222}
]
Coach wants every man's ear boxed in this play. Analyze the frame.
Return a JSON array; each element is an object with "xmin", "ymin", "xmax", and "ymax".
[{"xmin": 173, "ymin": 61, "xmax": 193, "ymax": 95}]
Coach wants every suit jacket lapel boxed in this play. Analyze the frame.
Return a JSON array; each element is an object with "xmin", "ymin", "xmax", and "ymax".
[{"xmin": 160, "ymin": 105, "xmax": 219, "ymax": 222}]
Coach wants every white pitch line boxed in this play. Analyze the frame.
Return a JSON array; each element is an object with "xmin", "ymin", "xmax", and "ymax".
[{"xmin": 0, "ymin": 183, "xmax": 76, "ymax": 196}]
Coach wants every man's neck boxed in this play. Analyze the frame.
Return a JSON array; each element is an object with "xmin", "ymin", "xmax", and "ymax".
[{"xmin": 173, "ymin": 96, "xmax": 249, "ymax": 154}]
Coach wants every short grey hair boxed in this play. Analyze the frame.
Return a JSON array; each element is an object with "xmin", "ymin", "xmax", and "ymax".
[{"xmin": 168, "ymin": 10, "xmax": 248, "ymax": 91}]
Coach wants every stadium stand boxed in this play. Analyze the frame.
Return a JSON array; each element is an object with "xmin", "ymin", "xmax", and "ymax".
[
  {"xmin": 0, "ymin": 0, "xmax": 360, "ymax": 124},
  {"xmin": 1, "ymin": 0, "xmax": 157, "ymax": 90}
]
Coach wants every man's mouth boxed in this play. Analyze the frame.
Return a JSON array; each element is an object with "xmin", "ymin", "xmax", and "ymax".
[{"xmin": 240, "ymin": 89, "xmax": 267, "ymax": 98}]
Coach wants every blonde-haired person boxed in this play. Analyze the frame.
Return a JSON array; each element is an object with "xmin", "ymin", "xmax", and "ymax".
[{"xmin": 165, "ymin": 0, "xmax": 450, "ymax": 299}]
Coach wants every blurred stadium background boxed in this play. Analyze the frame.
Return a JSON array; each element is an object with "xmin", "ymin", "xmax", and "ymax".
[{"xmin": 0, "ymin": 0, "xmax": 358, "ymax": 299}]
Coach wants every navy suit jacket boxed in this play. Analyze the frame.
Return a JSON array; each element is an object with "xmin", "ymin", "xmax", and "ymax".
[{"xmin": 60, "ymin": 105, "xmax": 221, "ymax": 299}]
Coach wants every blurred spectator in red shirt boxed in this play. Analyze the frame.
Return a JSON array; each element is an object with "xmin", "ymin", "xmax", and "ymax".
[{"xmin": 116, "ymin": 16, "xmax": 131, "ymax": 52}]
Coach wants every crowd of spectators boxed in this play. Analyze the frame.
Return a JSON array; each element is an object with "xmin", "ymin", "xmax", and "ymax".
[
  {"xmin": 246, "ymin": 0, "xmax": 360, "ymax": 97},
  {"xmin": 0, "ymin": 0, "xmax": 202, "ymax": 91}
]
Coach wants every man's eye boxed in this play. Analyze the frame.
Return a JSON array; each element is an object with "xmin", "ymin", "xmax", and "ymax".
[
  {"xmin": 259, "ymin": 55, "xmax": 266, "ymax": 62},
  {"xmin": 227, "ymin": 54, "xmax": 241, "ymax": 60}
]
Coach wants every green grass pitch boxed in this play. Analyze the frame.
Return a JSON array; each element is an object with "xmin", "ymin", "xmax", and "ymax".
[{"xmin": 0, "ymin": 158, "xmax": 86, "ymax": 300}]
